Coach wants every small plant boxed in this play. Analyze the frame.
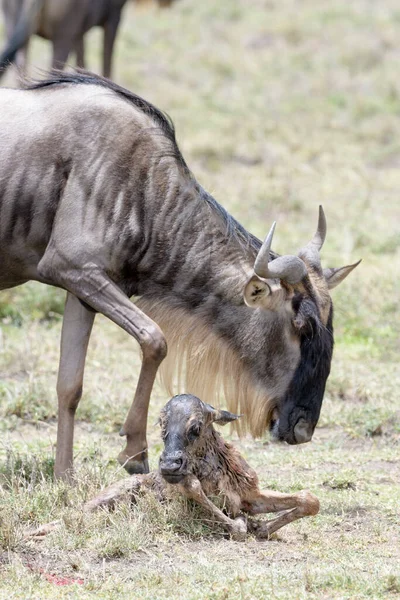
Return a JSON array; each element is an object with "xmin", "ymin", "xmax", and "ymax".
[{"xmin": 0, "ymin": 449, "xmax": 55, "ymax": 489}]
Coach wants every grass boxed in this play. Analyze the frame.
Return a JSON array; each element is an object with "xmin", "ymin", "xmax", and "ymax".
[{"xmin": 0, "ymin": 0, "xmax": 399, "ymax": 598}]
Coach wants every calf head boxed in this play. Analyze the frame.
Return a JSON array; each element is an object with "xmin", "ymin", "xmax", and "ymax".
[
  {"xmin": 159, "ymin": 394, "xmax": 239, "ymax": 484},
  {"xmin": 244, "ymin": 207, "xmax": 360, "ymax": 445}
]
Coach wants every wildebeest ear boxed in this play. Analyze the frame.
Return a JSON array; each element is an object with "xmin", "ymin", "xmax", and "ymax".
[
  {"xmin": 244, "ymin": 275, "xmax": 271, "ymax": 307},
  {"xmin": 323, "ymin": 260, "xmax": 361, "ymax": 290},
  {"xmin": 204, "ymin": 403, "xmax": 240, "ymax": 426}
]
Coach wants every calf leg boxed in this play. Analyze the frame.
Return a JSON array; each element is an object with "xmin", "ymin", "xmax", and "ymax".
[
  {"xmin": 179, "ymin": 475, "xmax": 247, "ymax": 540},
  {"xmin": 84, "ymin": 475, "xmax": 146, "ymax": 512},
  {"xmin": 55, "ymin": 293, "xmax": 95, "ymax": 480},
  {"xmin": 242, "ymin": 489, "xmax": 320, "ymax": 539}
]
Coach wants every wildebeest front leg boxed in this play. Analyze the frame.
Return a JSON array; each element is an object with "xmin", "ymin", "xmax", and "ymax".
[
  {"xmin": 179, "ymin": 475, "xmax": 247, "ymax": 540},
  {"xmin": 55, "ymin": 292, "xmax": 95, "ymax": 480},
  {"xmin": 40, "ymin": 262, "xmax": 167, "ymax": 475},
  {"xmin": 242, "ymin": 489, "xmax": 320, "ymax": 539}
]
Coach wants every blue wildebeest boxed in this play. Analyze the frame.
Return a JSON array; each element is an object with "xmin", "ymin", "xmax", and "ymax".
[
  {"xmin": 0, "ymin": 0, "xmax": 175, "ymax": 79},
  {"xmin": 0, "ymin": 72, "xmax": 360, "ymax": 480}
]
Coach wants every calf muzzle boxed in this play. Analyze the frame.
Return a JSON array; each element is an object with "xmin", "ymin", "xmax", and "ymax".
[{"xmin": 159, "ymin": 451, "xmax": 188, "ymax": 484}]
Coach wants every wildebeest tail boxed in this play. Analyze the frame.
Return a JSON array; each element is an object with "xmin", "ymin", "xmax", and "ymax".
[{"xmin": 0, "ymin": 0, "xmax": 44, "ymax": 77}]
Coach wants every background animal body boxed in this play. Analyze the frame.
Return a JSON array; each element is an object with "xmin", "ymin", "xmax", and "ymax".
[
  {"xmin": 0, "ymin": 1, "xmax": 399, "ymax": 598},
  {"xmin": 0, "ymin": 0, "xmax": 175, "ymax": 79}
]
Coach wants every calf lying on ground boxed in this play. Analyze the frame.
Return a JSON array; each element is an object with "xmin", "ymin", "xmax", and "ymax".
[{"xmin": 83, "ymin": 394, "xmax": 320, "ymax": 540}]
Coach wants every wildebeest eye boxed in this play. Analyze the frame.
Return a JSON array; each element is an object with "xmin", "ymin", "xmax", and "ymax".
[{"xmin": 292, "ymin": 296, "xmax": 319, "ymax": 337}]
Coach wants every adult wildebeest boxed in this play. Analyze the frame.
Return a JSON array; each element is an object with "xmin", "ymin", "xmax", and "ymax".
[
  {"xmin": 0, "ymin": 71, "xmax": 360, "ymax": 480},
  {"xmin": 0, "ymin": 0, "xmax": 175, "ymax": 79},
  {"xmin": 29, "ymin": 394, "xmax": 320, "ymax": 541}
]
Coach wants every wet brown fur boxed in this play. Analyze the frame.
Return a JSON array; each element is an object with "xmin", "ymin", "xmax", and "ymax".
[{"xmin": 83, "ymin": 395, "xmax": 320, "ymax": 539}]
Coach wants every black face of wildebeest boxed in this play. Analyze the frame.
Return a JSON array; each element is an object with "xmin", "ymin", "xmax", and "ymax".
[
  {"xmin": 243, "ymin": 207, "xmax": 360, "ymax": 445},
  {"xmin": 159, "ymin": 394, "xmax": 238, "ymax": 484},
  {"xmin": 269, "ymin": 296, "xmax": 334, "ymax": 444}
]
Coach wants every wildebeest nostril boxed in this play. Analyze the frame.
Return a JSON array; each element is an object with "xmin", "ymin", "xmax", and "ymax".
[{"xmin": 293, "ymin": 418, "xmax": 314, "ymax": 444}]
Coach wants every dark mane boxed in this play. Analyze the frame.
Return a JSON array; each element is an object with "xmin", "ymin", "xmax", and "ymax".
[
  {"xmin": 25, "ymin": 69, "xmax": 181, "ymax": 155},
  {"xmin": 26, "ymin": 70, "xmax": 263, "ymax": 256},
  {"xmin": 197, "ymin": 185, "xmax": 263, "ymax": 255}
]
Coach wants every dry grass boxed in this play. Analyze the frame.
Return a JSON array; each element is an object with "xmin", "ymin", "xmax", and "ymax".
[{"xmin": 0, "ymin": 0, "xmax": 399, "ymax": 598}]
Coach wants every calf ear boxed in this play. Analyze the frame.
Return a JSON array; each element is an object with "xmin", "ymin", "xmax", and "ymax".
[
  {"xmin": 323, "ymin": 260, "xmax": 361, "ymax": 290},
  {"xmin": 214, "ymin": 409, "xmax": 241, "ymax": 426},
  {"xmin": 244, "ymin": 275, "xmax": 271, "ymax": 307},
  {"xmin": 204, "ymin": 403, "xmax": 241, "ymax": 425}
]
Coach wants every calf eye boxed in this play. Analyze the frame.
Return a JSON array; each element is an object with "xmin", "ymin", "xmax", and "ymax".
[{"xmin": 188, "ymin": 424, "xmax": 201, "ymax": 438}]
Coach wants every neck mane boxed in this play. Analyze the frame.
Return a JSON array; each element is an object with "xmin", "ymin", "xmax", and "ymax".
[{"xmin": 136, "ymin": 185, "xmax": 296, "ymax": 438}]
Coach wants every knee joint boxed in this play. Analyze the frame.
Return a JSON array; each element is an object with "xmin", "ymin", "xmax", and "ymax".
[
  {"xmin": 142, "ymin": 326, "xmax": 167, "ymax": 363},
  {"xmin": 296, "ymin": 491, "xmax": 320, "ymax": 516},
  {"xmin": 57, "ymin": 384, "xmax": 83, "ymax": 412}
]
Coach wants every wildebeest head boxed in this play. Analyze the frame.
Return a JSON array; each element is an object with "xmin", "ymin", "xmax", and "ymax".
[
  {"xmin": 244, "ymin": 207, "xmax": 360, "ymax": 445},
  {"xmin": 159, "ymin": 394, "xmax": 239, "ymax": 484}
]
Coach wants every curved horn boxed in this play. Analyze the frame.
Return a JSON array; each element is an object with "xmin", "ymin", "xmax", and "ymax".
[
  {"xmin": 254, "ymin": 222, "xmax": 307, "ymax": 284},
  {"xmin": 262, "ymin": 255, "xmax": 307, "ymax": 284},
  {"xmin": 306, "ymin": 205, "xmax": 327, "ymax": 252},
  {"xmin": 254, "ymin": 222, "xmax": 276, "ymax": 278}
]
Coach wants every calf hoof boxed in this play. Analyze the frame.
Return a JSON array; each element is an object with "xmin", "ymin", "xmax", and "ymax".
[
  {"xmin": 230, "ymin": 515, "xmax": 247, "ymax": 541},
  {"xmin": 118, "ymin": 451, "xmax": 149, "ymax": 475}
]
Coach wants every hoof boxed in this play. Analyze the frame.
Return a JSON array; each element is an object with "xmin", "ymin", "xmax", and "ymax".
[
  {"xmin": 118, "ymin": 451, "xmax": 149, "ymax": 475},
  {"xmin": 230, "ymin": 515, "xmax": 247, "ymax": 541}
]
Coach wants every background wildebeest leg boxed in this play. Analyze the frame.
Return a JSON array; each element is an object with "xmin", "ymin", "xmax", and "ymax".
[
  {"xmin": 55, "ymin": 292, "xmax": 95, "ymax": 480},
  {"xmin": 75, "ymin": 38, "xmax": 85, "ymax": 69},
  {"xmin": 2, "ymin": 0, "xmax": 28, "ymax": 75},
  {"xmin": 242, "ymin": 489, "xmax": 320, "ymax": 539},
  {"xmin": 103, "ymin": 12, "xmax": 121, "ymax": 78},
  {"xmin": 51, "ymin": 37, "xmax": 73, "ymax": 70},
  {"xmin": 179, "ymin": 475, "xmax": 247, "ymax": 540},
  {"xmin": 38, "ymin": 257, "xmax": 167, "ymax": 475},
  {"xmin": 15, "ymin": 41, "xmax": 29, "ymax": 74}
]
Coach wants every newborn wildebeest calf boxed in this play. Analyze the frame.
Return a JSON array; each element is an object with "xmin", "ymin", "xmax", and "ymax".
[{"xmin": 85, "ymin": 394, "xmax": 320, "ymax": 539}]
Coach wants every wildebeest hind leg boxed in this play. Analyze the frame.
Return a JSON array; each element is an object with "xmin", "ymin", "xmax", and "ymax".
[
  {"xmin": 38, "ymin": 258, "xmax": 167, "ymax": 476},
  {"xmin": 55, "ymin": 292, "xmax": 95, "ymax": 481}
]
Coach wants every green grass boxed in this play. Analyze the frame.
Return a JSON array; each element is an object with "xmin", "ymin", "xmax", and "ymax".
[{"xmin": 1, "ymin": 0, "xmax": 400, "ymax": 598}]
